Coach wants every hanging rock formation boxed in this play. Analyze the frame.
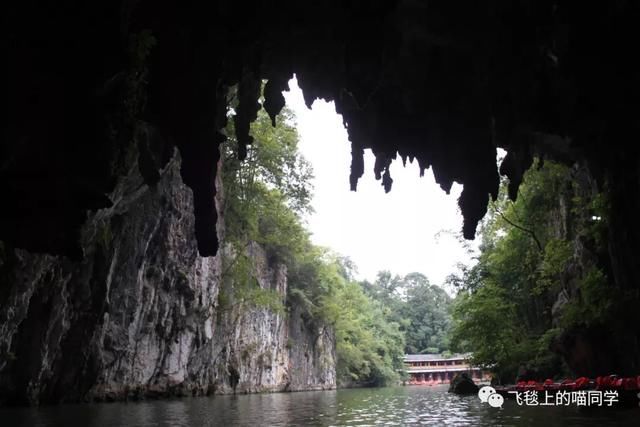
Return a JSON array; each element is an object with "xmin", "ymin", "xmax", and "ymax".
[
  {"xmin": 2, "ymin": 0, "xmax": 640, "ymax": 395},
  {"xmin": 4, "ymin": 1, "xmax": 638, "ymax": 260}
]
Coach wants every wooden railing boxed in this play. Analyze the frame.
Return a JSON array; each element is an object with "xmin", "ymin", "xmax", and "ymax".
[{"xmin": 405, "ymin": 362, "xmax": 471, "ymax": 371}]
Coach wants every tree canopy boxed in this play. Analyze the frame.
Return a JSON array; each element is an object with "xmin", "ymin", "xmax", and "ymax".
[
  {"xmin": 361, "ymin": 271, "xmax": 452, "ymax": 355},
  {"xmin": 448, "ymin": 159, "xmax": 613, "ymax": 382}
]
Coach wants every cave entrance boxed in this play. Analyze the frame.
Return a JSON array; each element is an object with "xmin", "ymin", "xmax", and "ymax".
[
  {"xmin": 220, "ymin": 75, "xmax": 490, "ymax": 388},
  {"xmin": 279, "ymin": 77, "xmax": 476, "ymax": 288},
  {"xmin": 226, "ymin": 75, "xmax": 634, "ymax": 387}
]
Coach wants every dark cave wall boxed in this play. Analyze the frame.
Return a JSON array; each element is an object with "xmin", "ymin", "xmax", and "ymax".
[
  {"xmin": 4, "ymin": 1, "xmax": 127, "ymax": 257},
  {"xmin": 6, "ymin": 0, "xmax": 639, "ymax": 258},
  {"xmin": 0, "ymin": 143, "xmax": 335, "ymax": 405},
  {"xmin": 2, "ymin": 0, "xmax": 640, "ymax": 386},
  {"xmin": 543, "ymin": 163, "xmax": 640, "ymax": 377}
]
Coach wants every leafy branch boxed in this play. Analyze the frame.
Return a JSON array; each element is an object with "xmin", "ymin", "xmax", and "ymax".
[{"xmin": 493, "ymin": 203, "xmax": 543, "ymax": 252}]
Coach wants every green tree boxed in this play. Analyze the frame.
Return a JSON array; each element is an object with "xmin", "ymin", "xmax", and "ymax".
[
  {"xmin": 320, "ymin": 260, "xmax": 406, "ymax": 386},
  {"xmin": 288, "ymin": 251, "xmax": 407, "ymax": 386},
  {"xmin": 449, "ymin": 159, "xmax": 612, "ymax": 382},
  {"xmin": 362, "ymin": 271, "xmax": 452, "ymax": 355},
  {"xmin": 399, "ymin": 273, "xmax": 452, "ymax": 354},
  {"xmin": 220, "ymin": 99, "xmax": 313, "ymax": 312},
  {"xmin": 222, "ymin": 104, "xmax": 313, "ymax": 262}
]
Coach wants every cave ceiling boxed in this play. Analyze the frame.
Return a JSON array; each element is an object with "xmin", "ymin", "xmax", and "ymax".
[{"xmin": 3, "ymin": 0, "xmax": 639, "ymax": 258}]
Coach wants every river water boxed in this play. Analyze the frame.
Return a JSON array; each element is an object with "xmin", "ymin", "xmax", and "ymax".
[{"xmin": 1, "ymin": 385, "xmax": 638, "ymax": 426}]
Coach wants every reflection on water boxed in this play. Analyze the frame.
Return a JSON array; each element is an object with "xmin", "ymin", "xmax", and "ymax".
[{"xmin": 1, "ymin": 385, "xmax": 638, "ymax": 426}]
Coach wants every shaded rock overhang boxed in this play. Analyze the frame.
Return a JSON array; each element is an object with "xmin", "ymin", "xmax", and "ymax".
[{"xmin": 3, "ymin": 0, "xmax": 639, "ymax": 258}]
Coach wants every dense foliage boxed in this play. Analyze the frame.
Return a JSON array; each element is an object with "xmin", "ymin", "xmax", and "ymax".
[
  {"xmin": 289, "ymin": 253, "xmax": 406, "ymax": 386},
  {"xmin": 219, "ymin": 103, "xmax": 311, "ymax": 315},
  {"xmin": 448, "ymin": 160, "xmax": 613, "ymax": 382},
  {"xmin": 361, "ymin": 272, "xmax": 452, "ymax": 355}
]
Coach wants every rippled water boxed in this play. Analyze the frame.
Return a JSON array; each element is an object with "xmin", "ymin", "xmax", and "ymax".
[{"xmin": 1, "ymin": 385, "xmax": 638, "ymax": 426}]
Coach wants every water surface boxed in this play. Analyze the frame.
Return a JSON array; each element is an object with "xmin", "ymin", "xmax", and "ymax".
[{"xmin": 1, "ymin": 385, "xmax": 638, "ymax": 426}]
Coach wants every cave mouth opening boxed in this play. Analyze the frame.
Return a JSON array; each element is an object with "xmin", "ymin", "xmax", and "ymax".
[
  {"xmin": 243, "ymin": 76, "xmax": 484, "ymax": 290},
  {"xmin": 228, "ymin": 76, "xmax": 640, "ymax": 384},
  {"xmin": 2, "ymin": 0, "xmax": 640, "ymax": 409}
]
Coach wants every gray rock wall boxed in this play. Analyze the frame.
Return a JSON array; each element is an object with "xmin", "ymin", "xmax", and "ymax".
[
  {"xmin": 0, "ymin": 145, "xmax": 335, "ymax": 405},
  {"xmin": 548, "ymin": 163, "xmax": 640, "ymax": 377}
]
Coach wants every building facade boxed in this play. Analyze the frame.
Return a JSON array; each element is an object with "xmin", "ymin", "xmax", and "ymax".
[{"xmin": 403, "ymin": 354, "xmax": 491, "ymax": 385}]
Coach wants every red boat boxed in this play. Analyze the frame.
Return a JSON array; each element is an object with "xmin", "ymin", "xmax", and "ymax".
[{"xmin": 494, "ymin": 375, "xmax": 640, "ymax": 408}]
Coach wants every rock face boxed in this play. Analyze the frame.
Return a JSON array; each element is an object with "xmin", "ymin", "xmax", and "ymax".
[
  {"xmin": 448, "ymin": 373, "xmax": 479, "ymax": 395},
  {"xmin": 0, "ymin": 145, "xmax": 335, "ymax": 405},
  {"xmin": 287, "ymin": 305, "xmax": 337, "ymax": 392},
  {"xmin": 3, "ymin": 0, "xmax": 640, "ymax": 391},
  {"xmin": 544, "ymin": 163, "xmax": 640, "ymax": 377}
]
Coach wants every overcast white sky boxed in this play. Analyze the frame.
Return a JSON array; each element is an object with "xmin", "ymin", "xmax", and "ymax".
[{"xmin": 283, "ymin": 78, "xmax": 477, "ymax": 286}]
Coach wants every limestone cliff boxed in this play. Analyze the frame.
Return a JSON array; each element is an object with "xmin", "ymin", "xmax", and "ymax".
[
  {"xmin": 0, "ymin": 141, "xmax": 335, "ymax": 405},
  {"xmin": 546, "ymin": 163, "xmax": 640, "ymax": 377}
]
